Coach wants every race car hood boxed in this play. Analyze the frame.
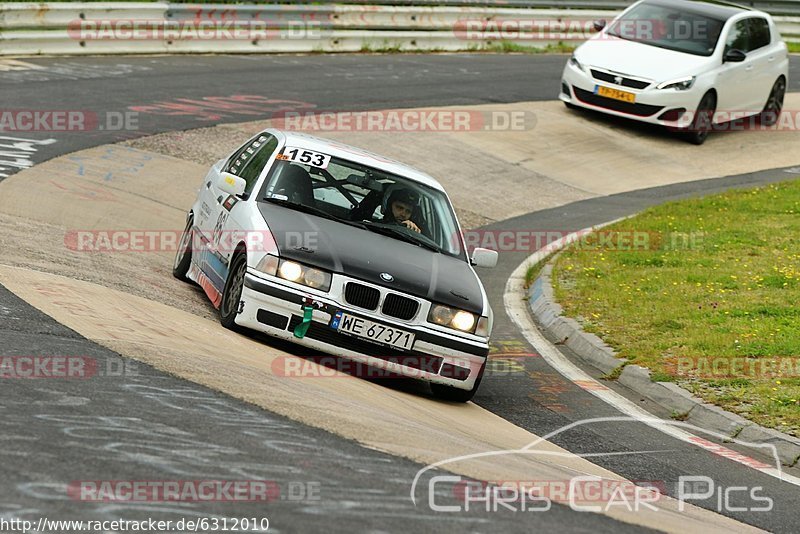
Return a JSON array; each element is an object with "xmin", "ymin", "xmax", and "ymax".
[
  {"xmin": 258, "ymin": 202, "xmax": 484, "ymax": 314},
  {"xmin": 577, "ymin": 35, "xmax": 713, "ymax": 81}
]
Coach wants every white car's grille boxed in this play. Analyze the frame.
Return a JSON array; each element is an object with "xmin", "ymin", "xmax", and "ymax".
[{"xmin": 591, "ymin": 69, "xmax": 652, "ymax": 90}]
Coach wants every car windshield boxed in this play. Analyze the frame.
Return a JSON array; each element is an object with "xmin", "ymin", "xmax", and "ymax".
[
  {"xmin": 258, "ymin": 149, "xmax": 464, "ymax": 258},
  {"xmin": 606, "ymin": 2, "xmax": 725, "ymax": 57}
]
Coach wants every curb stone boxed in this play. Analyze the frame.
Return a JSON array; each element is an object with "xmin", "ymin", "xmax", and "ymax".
[{"xmin": 528, "ymin": 257, "xmax": 800, "ymax": 467}]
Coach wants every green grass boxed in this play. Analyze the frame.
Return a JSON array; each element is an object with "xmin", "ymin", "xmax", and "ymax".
[
  {"xmin": 552, "ymin": 180, "xmax": 800, "ymax": 436},
  {"xmin": 483, "ymin": 41, "xmax": 576, "ymax": 54},
  {"xmin": 788, "ymin": 42, "xmax": 800, "ymax": 54}
]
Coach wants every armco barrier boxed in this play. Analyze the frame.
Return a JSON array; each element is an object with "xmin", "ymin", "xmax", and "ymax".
[{"xmin": 0, "ymin": 2, "xmax": 797, "ymax": 56}]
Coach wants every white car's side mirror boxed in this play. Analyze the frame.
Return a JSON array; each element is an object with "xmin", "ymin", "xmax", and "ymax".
[
  {"xmin": 471, "ymin": 247, "xmax": 498, "ymax": 268},
  {"xmin": 217, "ymin": 172, "xmax": 247, "ymax": 197}
]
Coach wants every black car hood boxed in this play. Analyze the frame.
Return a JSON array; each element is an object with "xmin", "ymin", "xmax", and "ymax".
[{"xmin": 258, "ymin": 202, "xmax": 484, "ymax": 314}]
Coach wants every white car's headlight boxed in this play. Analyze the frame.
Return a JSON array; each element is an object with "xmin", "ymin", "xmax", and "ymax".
[
  {"xmin": 429, "ymin": 304, "xmax": 480, "ymax": 333},
  {"xmin": 656, "ymin": 76, "xmax": 696, "ymax": 91},
  {"xmin": 569, "ymin": 54, "xmax": 585, "ymax": 72},
  {"xmin": 255, "ymin": 254, "xmax": 331, "ymax": 292}
]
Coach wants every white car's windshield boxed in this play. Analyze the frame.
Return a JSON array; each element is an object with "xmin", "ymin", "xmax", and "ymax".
[
  {"xmin": 606, "ymin": 2, "xmax": 725, "ymax": 57},
  {"xmin": 259, "ymin": 152, "xmax": 464, "ymax": 258}
]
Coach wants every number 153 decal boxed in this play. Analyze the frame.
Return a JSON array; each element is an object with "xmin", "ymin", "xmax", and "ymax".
[{"xmin": 277, "ymin": 147, "xmax": 331, "ymax": 169}]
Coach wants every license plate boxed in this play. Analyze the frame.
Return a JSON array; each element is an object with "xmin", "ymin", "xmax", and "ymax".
[
  {"xmin": 331, "ymin": 312, "xmax": 415, "ymax": 351},
  {"xmin": 595, "ymin": 85, "xmax": 636, "ymax": 103}
]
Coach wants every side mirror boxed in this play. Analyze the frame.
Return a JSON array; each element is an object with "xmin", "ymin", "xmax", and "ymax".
[
  {"xmin": 593, "ymin": 19, "xmax": 607, "ymax": 32},
  {"xmin": 471, "ymin": 247, "xmax": 498, "ymax": 269},
  {"xmin": 217, "ymin": 172, "xmax": 247, "ymax": 197},
  {"xmin": 724, "ymin": 49, "xmax": 746, "ymax": 63}
]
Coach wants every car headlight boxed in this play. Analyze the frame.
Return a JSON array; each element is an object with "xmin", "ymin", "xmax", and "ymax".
[
  {"xmin": 255, "ymin": 255, "xmax": 279, "ymax": 276},
  {"xmin": 656, "ymin": 76, "xmax": 696, "ymax": 91},
  {"xmin": 429, "ymin": 304, "xmax": 478, "ymax": 333},
  {"xmin": 255, "ymin": 255, "xmax": 331, "ymax": 292},
  {"xmin": 569, "ymin": 54, "xmax": 585, "ymax": 72},
  {"xmin": 278, "ymin": 260, "xmax": 303, "ymax": 282}
]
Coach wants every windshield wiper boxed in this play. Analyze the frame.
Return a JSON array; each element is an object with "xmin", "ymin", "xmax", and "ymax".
[{"xmin": 359, "ymin": 220, "xmax": 441, "ymax": 253}]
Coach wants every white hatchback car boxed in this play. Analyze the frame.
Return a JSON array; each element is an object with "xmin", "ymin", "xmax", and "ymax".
[
  {"xmin": 173, "ymin": 129, "xmax": 497, "ymax": 402},
  {"xmin": 560, "ymin": 0, "xmax": 789, "ymax": 144}
]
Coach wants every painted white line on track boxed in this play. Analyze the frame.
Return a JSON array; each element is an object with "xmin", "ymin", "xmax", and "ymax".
[{"xmin": 504, "ymin": 225, "xmax": 800, "ymax": 488}]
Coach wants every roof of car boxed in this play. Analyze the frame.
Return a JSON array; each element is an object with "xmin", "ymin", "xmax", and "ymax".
[
  {"xmin": 642, "ymin": 0, "xmax": 753, "ymax": 20},
  {"xmin": 268, "ymin": 129, "xmax": 446, "ymax": 192}
]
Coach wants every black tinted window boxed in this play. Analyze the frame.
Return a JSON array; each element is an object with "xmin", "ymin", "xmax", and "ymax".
[
  {"xmin": 724, "ymin": 20, "xmax": 749, "ymax": 53},
  {"xmin": 748, "ymin": 18, "xmax": 771, "ymax": 50},
  {"xmin": 226, "ymin": 134, "xmax": 278, "ymax": 195}
]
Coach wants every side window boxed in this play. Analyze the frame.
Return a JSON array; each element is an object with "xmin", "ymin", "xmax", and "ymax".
[
  {"xmin": 226, "ymin": 134, "xmax": 278, "ymax": 195},
  {"xmin": 724, "ymin": 20, "xmax": 749, "ymax": 54},
  {"xmin": 747, "ymin": 18, "xmax": 771, "ymax": 51}
]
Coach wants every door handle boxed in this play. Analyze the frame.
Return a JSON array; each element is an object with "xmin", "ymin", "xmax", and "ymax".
[
  {"xmin": 745, "ymin": 65, "xmax": 754, "ymax": 71},
  {"xmin": 768, "ymin": 56, "xmax": 776, "ymax": 62}
]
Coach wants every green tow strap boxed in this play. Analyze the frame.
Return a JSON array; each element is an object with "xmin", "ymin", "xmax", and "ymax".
[{"xmin": 293, "ymin": 305, "xmax": 314, "ymax": 338}]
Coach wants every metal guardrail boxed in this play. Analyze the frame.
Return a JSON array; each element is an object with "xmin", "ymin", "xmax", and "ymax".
[
  {"xmin": 0, "ymin": 2, "xmax": 797, "ymax": 56},
  {"xmin": 176, "ymin": 1, "xmax": 800, "ymax": 16}
]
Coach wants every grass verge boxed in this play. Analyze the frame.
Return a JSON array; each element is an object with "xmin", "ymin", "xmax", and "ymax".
[
  {"xmin": 552, "ymin": 180, "xmax": 800, "ymax": 436},
  {"xmin": 482, "ymin": 41, "xmax": 576, "ymax": 54}
]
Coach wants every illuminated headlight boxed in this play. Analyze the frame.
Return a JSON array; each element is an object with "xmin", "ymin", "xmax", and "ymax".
[
  {"xmin": 278, "ymin": 260, "xmax": 303, "ymax": 282},
  {"xmin": 255, "ymin": 255, "xmax": 331, "ymax": 292},
  {"xmin": 569, "ymin": 54, "xmax": 585, "ymax": 72},
  {"xmin": 656, "ymin": 76, "xmax": 696, "ymax": 91},
  {"xmin": 429, "ymin": 304, "xmax": 477, "ymax": 333}
]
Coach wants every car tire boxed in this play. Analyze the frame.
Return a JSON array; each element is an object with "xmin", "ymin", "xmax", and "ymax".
[
  {"xmin": 684, "ymin": 92, "xmax": 716, "ymax": 146},
  {"xmin": 220, "ymin": 251, "xmax": 247, "ymax": 330},
  {"xmin": 759, "ymin": 77, "xmax": 786, "ymax": 127},
  {"xmin": 172, "ymin": 215, "xmax": 193, "ymax": 282},
  {"xmin": 430, "ymin": 364, "xmax": 485, "ymax": 403}
]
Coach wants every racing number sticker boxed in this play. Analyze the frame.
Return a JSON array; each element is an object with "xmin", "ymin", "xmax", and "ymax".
[
  {"xmin": 212, "ymin": 211, "xmax": 228, "ymax": 247},
  {"xmin": 278, "ymin": 147, "xmax": 331, "ymax": 169}
]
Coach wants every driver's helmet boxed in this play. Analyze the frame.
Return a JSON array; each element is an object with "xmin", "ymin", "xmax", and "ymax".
[{"xmin": 382, "ymin": 187, "xmax": 420, "ymax": 216}]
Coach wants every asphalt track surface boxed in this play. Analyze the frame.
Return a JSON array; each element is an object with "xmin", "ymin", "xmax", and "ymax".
[{"xmin": 3, "ymin": 53, "xmax": 800, "ymax": 532}]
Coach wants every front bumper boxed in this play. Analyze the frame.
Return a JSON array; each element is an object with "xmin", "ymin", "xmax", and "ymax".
[
  {"xmin": 237, "ymin": 272, "xmax": 489, "ymax": 390},
  {"xmin": 560, "ymin": 61, "xmax": 702, "ymax": 127}
]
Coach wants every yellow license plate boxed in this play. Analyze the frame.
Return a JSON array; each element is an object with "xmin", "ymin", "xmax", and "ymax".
[{"xmin": 595, "ymin": 85, "xmax": 636, "ymax": 103}]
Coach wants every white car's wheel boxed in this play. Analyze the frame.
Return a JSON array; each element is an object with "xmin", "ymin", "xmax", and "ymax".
[
  {"xmin": 220, "ymin": 252, "xmax": 247, "ymax": 330},
  {"xmin": 685, "ymin": 92, "xmax": 716, "ymax": 146},
  {"xmin": 172, "ymin": 216, "xmax": 193, "ymax": 282},
  {"xmin": 760, "ymin": 77, "xmax": 786, "ymax": 127}
]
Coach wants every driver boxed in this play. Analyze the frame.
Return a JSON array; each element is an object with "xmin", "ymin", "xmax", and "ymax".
[{"xmin": 382, "ymin": 188, "xmax": 422, "ymax": 233}]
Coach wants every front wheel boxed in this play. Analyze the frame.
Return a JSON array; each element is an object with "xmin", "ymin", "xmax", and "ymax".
[
  {"xmin": 172, "ymin": 216, "xmax": 193, "ymax": 282},
  {"xmin": 760, "ymin": 77, "xmax": 786, "ymax": 127},
  {"xmin": 683, "ymin": 92, "xmax": 716, "ymax": 145},
  {"xmin": 220, "ymin": 252, "xmax": 247, "ymax": 330},
  {"xmin": 431, "ymin": 364, "xmax": 485, "ymax": 403}
]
